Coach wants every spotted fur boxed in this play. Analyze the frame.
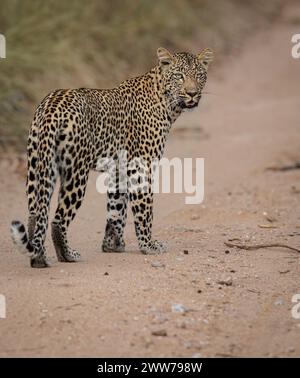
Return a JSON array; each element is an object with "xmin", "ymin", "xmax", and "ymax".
[{"xmin": 10, "ymin": 47, "xmax": 213, "ymax": 268}]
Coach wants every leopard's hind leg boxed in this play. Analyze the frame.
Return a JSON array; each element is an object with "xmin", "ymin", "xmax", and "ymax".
[
  {"xmin": 23, "ymin": 115, "xmax": 57, "ymax": 268},
  {"xmin": 29, "ymin": 126, "xmax": 58, "ymax": 268},
  {"xmin": 51, "ymin": 159, "xmax": 90, "ymax": 263}
]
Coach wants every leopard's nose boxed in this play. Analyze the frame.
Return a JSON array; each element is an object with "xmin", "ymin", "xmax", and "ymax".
[{"xmin": 186, "ymin": 89, "xmax": 197, "ymax": 98}]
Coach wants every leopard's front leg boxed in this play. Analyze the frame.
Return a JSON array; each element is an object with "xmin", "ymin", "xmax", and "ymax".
[{"xmin": 129, "ymin": 190, "xmax": 166, "ymax": 254}]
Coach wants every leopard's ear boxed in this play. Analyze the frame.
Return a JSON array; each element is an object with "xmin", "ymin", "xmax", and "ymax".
[
  {"xmin": 197, "ymin": 48, "xmax": 214, "ymax": 69},
  {"xmin": 157, "ymin": 47, "xmax": 174, "ymax": 67}
]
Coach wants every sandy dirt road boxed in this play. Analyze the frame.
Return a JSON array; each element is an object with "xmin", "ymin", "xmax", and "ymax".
[{"xmin": 0, "ymin": 4, "xmax": 300, "ymax": 357}]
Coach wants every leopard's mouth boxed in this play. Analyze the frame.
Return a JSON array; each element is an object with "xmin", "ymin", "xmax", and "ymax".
[
  {"xmin": 177, "ymin": 94, "xmax": 200, "ymax": 109},
  {"xmin": 180, "ymin": 100, "xmax": 199, "ymax": 109}
]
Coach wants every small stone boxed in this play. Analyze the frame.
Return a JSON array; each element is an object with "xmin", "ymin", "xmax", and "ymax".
[
  {"xmin": 185, "ymin": 341, "xmax": 193, "ymax": 349},
  {"xmin": 151, "ymin": 329, "xmax": 167, "ymax": 337},
  {"xmin": 183, "ymin": 249, "xmax": 189, "ymax": 255},
  {"xmin": 142, "ymin": 336, "xmax": 153, "ymax": 348},
  {"xmin": 104, "ymin": 272, "xmax": 109, "ymax": 276},
  {"xmin": 217, "ymin": 277, "xmax": 233, "ymax": 286},
  {"xmin": 274, "ymin": 299, "xmax": 283, "ymax": 306},
  {"xmin": 177, "ymin": 321, "xmax": 188, "ymax": 329},
  {"xmin": 171, "ymin": 303, "xmax": 187, "ymax": 313},
  {"xmin": 192, "ymin": 353, "xmax": 202, "ymax": 358},
  {"xmin": 263, "ymin": 211, "xmax": 277, "ymax": 223},
  {"xmin": 287, "ymin": 347, "xmax": 295, "ymax": 353},
  {"xmin": 152, "ymin": 312, "xmax": 168, "ymax": 324},
  {"xmin": 279, "ymin": 269, "xmax": 290, "ymax": 274},
  {"xmin": 151, "ymin": 261, "xmax": 165, "ymax": 268},
  {"xmin": 225, "ymin": 250, "xmax": 230, "ymax": 254},
  {"xmin": 197, "ymin": 289, "xmax": 202, "ymax": 294}
]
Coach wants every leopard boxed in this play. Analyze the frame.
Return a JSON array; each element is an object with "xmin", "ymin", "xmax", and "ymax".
[{"xmin": 10, "ymin": 47, "xmax": 213, "ymax": 268}]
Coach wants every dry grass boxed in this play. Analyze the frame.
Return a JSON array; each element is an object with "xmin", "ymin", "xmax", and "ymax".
[{"xmin": 0, "ymin": 0, "xmax": 282, "ymax": 152}]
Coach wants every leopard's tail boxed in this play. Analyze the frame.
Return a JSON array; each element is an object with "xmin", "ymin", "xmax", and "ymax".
[
  {"xmin": 10, "ymin": 92, "xmax": 60, "ymax": 259},
  {"xmin": 10, "ymin": 115, "xmax": 41, "ymax": 258},
  {"xmin": 10, "ymin": 117, "xmax": 39, "ymax": 258},
  {"xmin": 10, "ymin": 220, "xmax": 35, "ymax": 257}
]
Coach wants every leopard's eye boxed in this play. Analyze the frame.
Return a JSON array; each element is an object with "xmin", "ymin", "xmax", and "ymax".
[
  {"xmin": 173, "ymin": 73, "xmax": 184, "ymax": 81},
  {"xmin": 196, "ymin": 71, "xmax": 206, "ymax": 82}
]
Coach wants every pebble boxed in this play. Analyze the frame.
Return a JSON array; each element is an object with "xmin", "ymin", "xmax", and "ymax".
[
  {"xmin": 279, "ymin": 270, "xmax": 290, "ymax": 274},
  {"xmin": 274, "ymin": 299, "xmax": 283, "ymax": 306},
  {"xmin": 152, "ymin": 312, "xmax": 168, "ymax": 324},
  {"xmin": 185, "ymin": 341, "xmax": 202, "ymax": 350},
  {"xmin": 151, "ymin": 329, "xmax": 167, "ymax": 337},
  {"xmin": 183, "ymin": 250, "xmax": 189, "ymax": 255},
  {"xmin": 176, "ymin": 321, "xmax": 188, "ymax": 329},
  {"xmin": 263, "ymin": 211, "xmax": 277, "ymax": 223},
  {"xmin": 151, "ymin": 261, "xmax": 165, "ymax": 268},
  {"xmin": 171, "ymin": 303, "xmax": 187, "ymax": 313},
  {"xmin": 217, "ymin": 277, "xmax": 233, "ymax": 286},
  {"xmin": 192, "ymin": 353, "xmax": 202, "ymax": 358}
]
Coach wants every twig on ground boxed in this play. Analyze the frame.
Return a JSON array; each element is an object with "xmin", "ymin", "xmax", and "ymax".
[
  {"xmin": 258, "ymin": 224, "xmax": 278, "ymax": 229},
  {"xmin": 266, "ymin": 161, "xmax": 300, "ymax": 172},
  {"xmin": 224, "ymin": 241, "xmax": 300, "ymax": 253}
]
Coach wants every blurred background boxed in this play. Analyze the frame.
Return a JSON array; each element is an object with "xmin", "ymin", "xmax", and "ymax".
[{"xmin": 0, "ymin": 0, "xmax": 283, "ymax": 152}]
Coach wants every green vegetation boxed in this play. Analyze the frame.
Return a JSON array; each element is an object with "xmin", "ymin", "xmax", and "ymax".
[{"xmin": 0, "ymin": 0, "xmax": 282, "ymax": 152}]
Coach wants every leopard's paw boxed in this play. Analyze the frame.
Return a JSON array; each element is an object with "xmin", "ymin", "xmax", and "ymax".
[
  {"xmin": 140, "ymin": 240, "xmax": 167, "ymax": 255},
  {"xmin": 30, "ymin": 254, "xmax": 51, "ymax": 268},
  {"xmin": 60, "ymin": 247, "xmax": 81, "ymax": 262},
  {"xmin": 56, "ymin": 246, "xmax": 81, "ymax": 262},
  {"xmin": 102, "ymin": 239, "xmax": 125, "ymax": 253}
]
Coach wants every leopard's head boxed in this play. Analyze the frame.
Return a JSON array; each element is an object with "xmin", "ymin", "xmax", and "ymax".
[{"xmin": 157, "ymin": 47, "xmax": 213, "ymax": 109}]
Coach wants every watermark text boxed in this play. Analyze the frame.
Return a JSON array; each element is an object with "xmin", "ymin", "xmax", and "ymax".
[
  {"xmin": 0, "ymin": 294, "xmax": 6, "ymax": 318},
  {"xmin": 0, "ymin": 34, "xmax": 6, "ymax": 59},
  {"xmin": 291, "ymin": 34, "xmax": 300, "ymax": 59}
]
